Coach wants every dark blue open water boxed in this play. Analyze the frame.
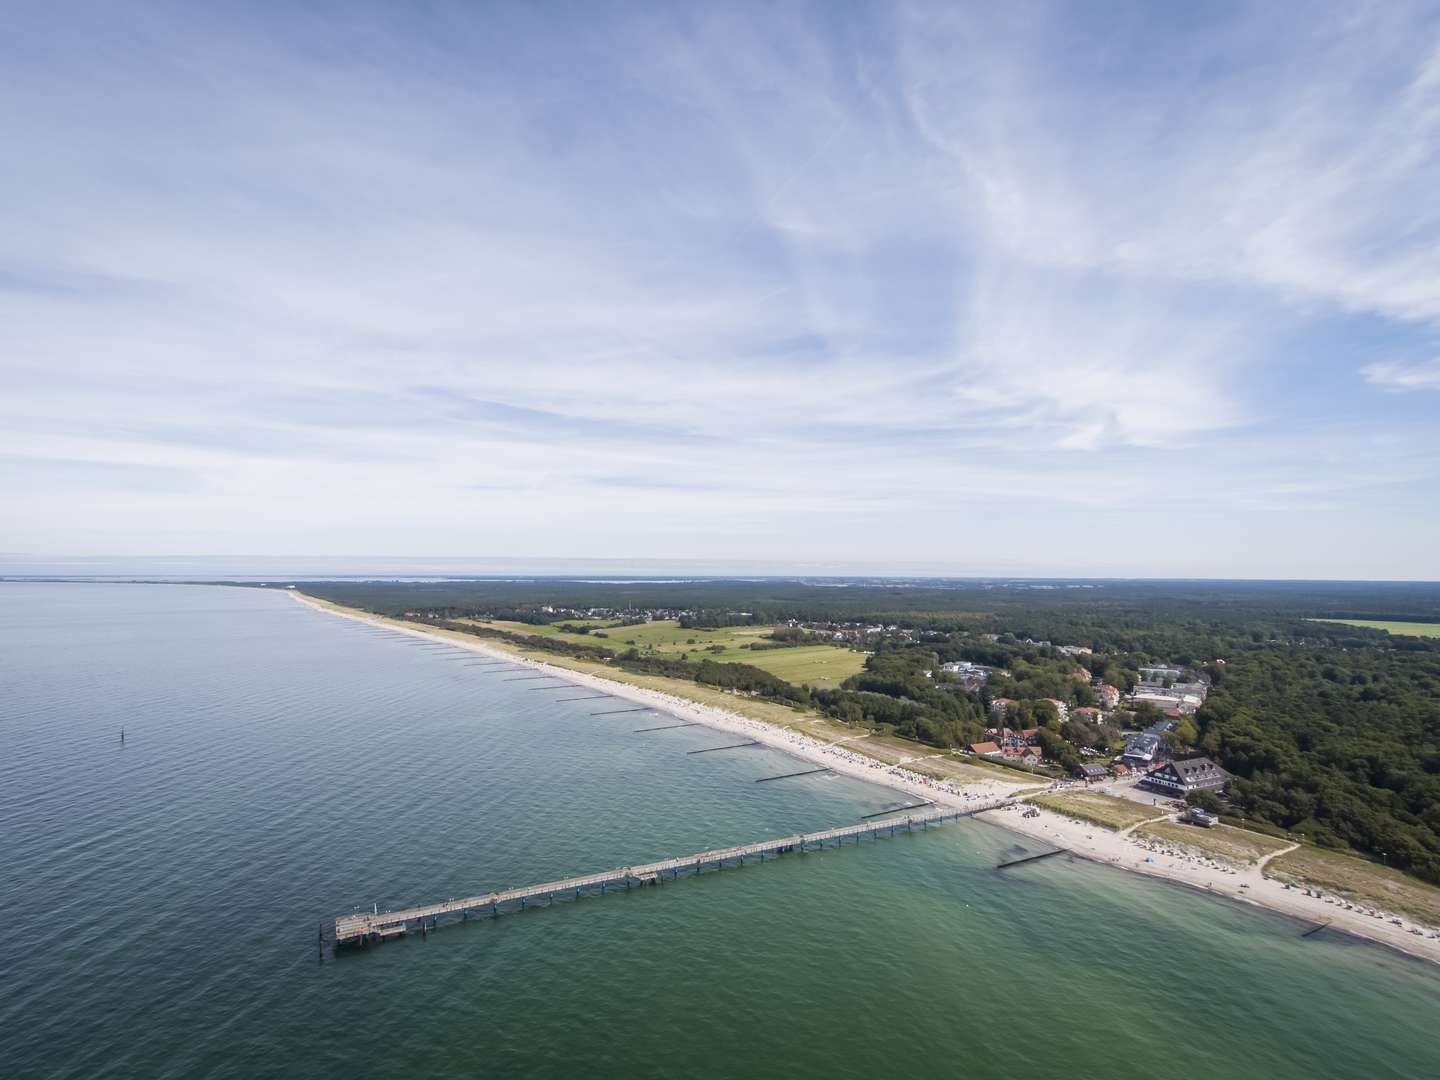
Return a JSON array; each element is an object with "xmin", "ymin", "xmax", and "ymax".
[{"xmin": 2, "ymin": 583, "xmax": 1437, "ymax": 1079}]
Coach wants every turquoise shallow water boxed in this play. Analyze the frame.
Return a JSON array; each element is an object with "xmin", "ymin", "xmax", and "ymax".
[{"xmin": 2, "ymin": 582, "xmax": 1438, "ymax": 1079}]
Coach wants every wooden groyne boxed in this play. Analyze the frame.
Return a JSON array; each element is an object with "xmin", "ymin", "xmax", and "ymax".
[
  {"xmin": 995, "ymin": 848, "xmax": 1064, "ymax": 870},
  {"xmin": 755, "ymin": 767, "xmax": 832, "ymax": 783},
  {"xmin": 332, "ymin": 799, "xmax": 1013, "ymax": 948},
  {"xmin": 687, "ymin": 740, "xmax": 761, "ymax": 755}
]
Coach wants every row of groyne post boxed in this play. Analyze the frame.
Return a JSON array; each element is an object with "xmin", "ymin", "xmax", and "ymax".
[{"xmin": 332, "ymin": 798, "xmax": 1015, "ymax": 950}]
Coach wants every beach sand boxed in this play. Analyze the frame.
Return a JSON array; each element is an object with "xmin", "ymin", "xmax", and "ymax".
[
  {"xmin": 292, "ymin": 591, "xmax": 1440, "ymax": 966},
  {"xmin": 983, "ymin": 802, "xmax": 1440, "ymax": 965}
]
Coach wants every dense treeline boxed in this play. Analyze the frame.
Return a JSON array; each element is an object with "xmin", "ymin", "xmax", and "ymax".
[
  {"xmin": 1196, "ymin": 648, "xmax": 1440, "ymax": 882},
  {"xmin": 287, "ymin": 577, "xmax": 1440, "ymax": 628},
  {"xmin": 291, "ymin": 577, "xmax": 1440, "ymax": 882},
  {"xmin": 829, "ymin": 647, "xmax": 990, "ymax": 746}
]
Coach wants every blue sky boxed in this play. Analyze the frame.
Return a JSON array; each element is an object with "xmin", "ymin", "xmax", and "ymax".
[{"xmin": 3, "ymin": 1, "xmax": 1439, "ymax": 578}]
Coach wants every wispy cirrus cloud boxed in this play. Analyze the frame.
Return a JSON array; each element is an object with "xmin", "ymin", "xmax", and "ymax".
[{"xmin": 1, "ymin": 1, "xmax": 1438, "ymax": 575}]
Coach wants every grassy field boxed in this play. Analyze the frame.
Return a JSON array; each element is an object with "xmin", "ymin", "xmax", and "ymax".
[
  {"xmin": 1265, "ymin": 845, "xmax": 1440, "ymax": 926},
  {"xmin": 472, "ymin": 618, "xmax": 868, "ymax": 687},
  {"xmin": 1310, "ymin": 618, "xmax": 1440, "ymax": 638},
  {"xmin": 1028, "ymin": 791, "xmax": 1163, "ymax": 831},
  {"xmin": 1137, "ymin": 820, "xmax": 1293, "ymax": 865}
]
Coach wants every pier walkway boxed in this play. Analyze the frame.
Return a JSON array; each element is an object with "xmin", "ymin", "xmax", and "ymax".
[{"xmin": 333, "ymin": 797, "xmax": 1013, "ymax": 946}]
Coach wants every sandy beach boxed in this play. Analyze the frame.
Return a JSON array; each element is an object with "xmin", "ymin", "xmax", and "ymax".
[
  {"xmin": 293, "ymin": 591, "xmax": 1440, "ymax": 966},
  {"xmin": 983, "ymin": 801, "xmax": 1440, "ymax": 965}
]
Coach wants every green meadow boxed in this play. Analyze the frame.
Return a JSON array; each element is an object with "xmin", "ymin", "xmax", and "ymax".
[
  {"xmin": 1312, "ymin": 618, "xmax": 1440, "ymax": 638},
  {"xmin": 473, "ymin": 618, "xmax": 868, "ymax": 687}
]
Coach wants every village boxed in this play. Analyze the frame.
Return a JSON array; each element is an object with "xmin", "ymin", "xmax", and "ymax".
[{"xmin": 964, "ymin": 659, "xmax": 1233, "ymax": 811}]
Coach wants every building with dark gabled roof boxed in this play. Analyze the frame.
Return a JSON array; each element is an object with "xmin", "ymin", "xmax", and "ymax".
[
  {"xmin": 1121, "ymin": 732, "xmax": 1166, "ymax": 767},
  {"xmin": 1140, "ymin": 756, "xmax": 1230, "ymax": 797}
]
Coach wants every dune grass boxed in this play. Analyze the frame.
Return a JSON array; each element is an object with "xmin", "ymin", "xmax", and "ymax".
[
  {"xmin": 1137, "ymin": 820, "xmax": 1292, "ymax": 864},
  {"xmin": 1266, "ymin": 845, "xmax": 1440, "ymax": 926},
  {"xmin": 1028, "ymin": 791, "xmax": 1162, "ymax": 831}
]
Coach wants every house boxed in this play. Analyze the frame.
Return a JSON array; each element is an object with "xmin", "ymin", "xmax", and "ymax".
[
  {"xmin": 989, "ymin": 698, "xmax": 1015, "ymax": 715},
  {"xmin": 1130, "ymin": 687, "xmax": 1204, "ymax": 714},
  {"xmin": 1043, "ymin": 698, "xmax": 1070, "ymax": 721},
  {"xmin": 1120, "ymin": 732, "xmax": 1166, "ymax": 768},
  {"xmin": 968, "ymin": 741, "xmax": 1002, "ymax": 757},
  {"xmin": 941, "ymin": 660, "xmax": 998, "ymax": 691},
  {"xmin": 1075, "ymin": 763, "xmax": 1109, "ymax": 783},
  {"xmin": 1002, "ymin": 745, "xmax": 1042, "ymax": 765},
  {"xmin": 1094, "ymin": 684, "xmax": 1121, "ymax": 709},
  {"xmin": 1140, "ymin": 756, "xmax": 1230, "ymax": 797},
  {"xmin": 993, "ymin": 727, "xmax": 1037, "ymax": 748},
  {"xmin": 1071, "ymin": 706, "xmax": 1103, "ymax": 723}
]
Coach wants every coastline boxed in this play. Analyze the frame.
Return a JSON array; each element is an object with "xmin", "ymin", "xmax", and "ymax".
[
  {"xmin": 981, "ymin": 802, "xmax": 1440, "ymax": 966},
  {"xmin": 290, "ymin": 591, "xmax": 1020, "ymax": 810},
  {"xmin": 291, "ymin": 590, "xmax": 1440, "ymax": 967}
]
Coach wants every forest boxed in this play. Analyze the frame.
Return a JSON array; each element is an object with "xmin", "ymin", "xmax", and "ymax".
[{"xmin": 286, "ymin": 576, "xmax": 1440, "ymax": 884}]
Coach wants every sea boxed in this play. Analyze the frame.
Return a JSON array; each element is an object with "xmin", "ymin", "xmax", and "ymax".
[{"xmin": 2, "ymin": 582, "xmax": 1437, "ymax": 1079}]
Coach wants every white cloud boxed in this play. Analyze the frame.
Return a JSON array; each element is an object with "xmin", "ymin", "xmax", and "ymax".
[
  {"xmin": 1361, "ymin": 358, "xmax": 1440, "ymax": 390},
  {"xmin": 1, "ymin": 2, "xmax": 1438, "ymax": 574}
]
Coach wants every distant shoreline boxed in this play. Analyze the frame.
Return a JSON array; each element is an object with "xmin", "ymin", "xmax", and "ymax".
[
  {"xmin": 289, "ymin": 590, "xmax": 1016, "ymax": 813},
  {"xmin": 290, "ymin": 590, "xmax": 1440, "ymax": 968}
]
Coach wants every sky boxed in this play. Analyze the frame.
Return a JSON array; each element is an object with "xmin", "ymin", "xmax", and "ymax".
[{"xmin": 3, "ymin": 1, "xmax": 1439, "ymax": 579}]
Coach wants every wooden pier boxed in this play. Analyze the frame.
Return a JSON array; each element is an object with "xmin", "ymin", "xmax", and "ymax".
[{"xmin": 332, "ymin": 798, "xmax": 1013, "ymax": 947}]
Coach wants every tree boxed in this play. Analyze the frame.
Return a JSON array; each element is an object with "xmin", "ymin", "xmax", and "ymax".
[{"xmin": 1172, "ymin": 716, "xmax": 1199, "ymax": 747}]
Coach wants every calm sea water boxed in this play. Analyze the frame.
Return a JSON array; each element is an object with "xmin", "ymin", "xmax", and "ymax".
[{"xmin": 2, "ymin": 582, "xmax": 1437, "ymax": 1079}]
